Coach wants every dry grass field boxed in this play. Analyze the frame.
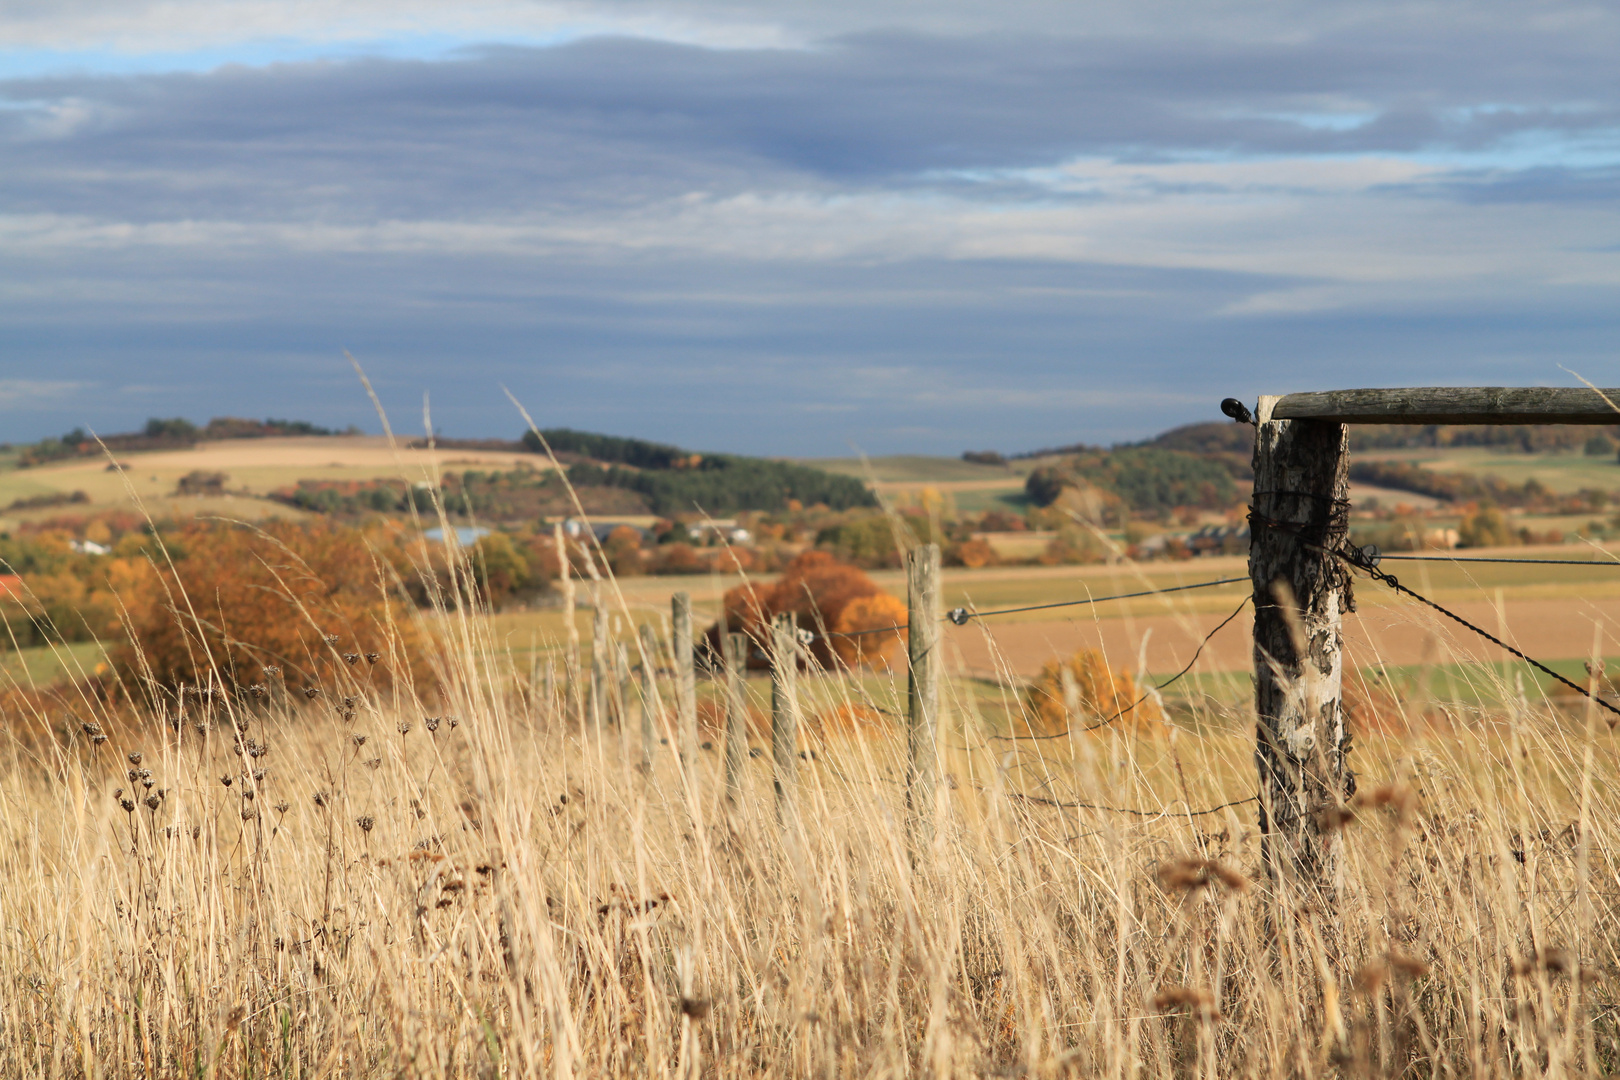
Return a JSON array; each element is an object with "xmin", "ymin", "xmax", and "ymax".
[
  {"xmin": 0, "ymin": 437, "xmax": 547, "ymax": 530},
  {"xmin": 3, "ymin": 516, "xmax": 1620, "ymax": 1078}
]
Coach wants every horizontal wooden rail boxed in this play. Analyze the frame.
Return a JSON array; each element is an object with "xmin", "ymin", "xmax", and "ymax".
[{"xmin": 1265, "ymin": 387, "xmax": 1620, "ymax": 425}]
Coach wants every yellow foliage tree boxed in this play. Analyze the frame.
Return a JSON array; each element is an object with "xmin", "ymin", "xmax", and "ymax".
[
  {"xmin": 831, "ymin": 592, "xmax": 909, "ymax": 670},
  {"xmin": 1024, "ymin": 648, "xmax": 1164, "ymax": 735}
]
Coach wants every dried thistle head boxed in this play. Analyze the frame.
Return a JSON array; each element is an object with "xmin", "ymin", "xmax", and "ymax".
[
  {"xmin": 313, "ymin": 790, "xmax": 328, "ymax": 808},
  {"xmin": 356, "ymin": 815, "xmax": 375, "ymax": 833},
  {"xmin": 425, "ymin": 716, "xmax": 440, "ymax": 733},
  {"xmin": 343, "ymin": 653, "xmax": 360, "ymax": 665},
  {"xmin": 303, "ymin": 687, "xmax": 321, "ymax": 700},
  {"xmin": 397, "ymin": 721, "xmax": 412, "ymax": 736},
  {"xmin": 353, "ymin": 733, "xmax": 367, "ymax": 747},
  {"xmin": 274, "ymin": 801, "xmax": 289, "ymax": 814},
  {"xmin": 127, "ymin": 752, "xmax": 142, "ymax": 766},
  {"xmin": 364, "ymin": 652, "xmax": 380, "ymax": 665},
  {"xmin": 323, "ymin": 634, "xmax": 340, "ymax": 646},
  {"xmin": 446, "ymin": 716, "xmax": 458, "ymax": 729},
  {"xmin": 144, "ymin": 794, "xmax": 160, "ymax": 810},
  {"xmin": 120, "ymin": 798, "xmax": 136, "ymax": 813},
  {"xmin": 262, "ymin": 665, "xmax": 281, "ymax": 678},
  {"xmin": 220, "ymin": 774, "xmax": 233, "ymax": 787}
]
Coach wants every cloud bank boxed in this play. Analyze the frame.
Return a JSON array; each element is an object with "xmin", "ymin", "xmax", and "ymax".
[{"xmin": 2, "ymin": 2, "xmax": 1618, "ymax": 453}]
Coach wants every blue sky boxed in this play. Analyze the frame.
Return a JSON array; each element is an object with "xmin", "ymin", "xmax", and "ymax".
[{"xmin": 1, "ymin": 1, "xmax": 1618, "ymax": 455}]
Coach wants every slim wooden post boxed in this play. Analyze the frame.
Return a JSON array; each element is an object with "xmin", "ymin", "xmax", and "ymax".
[
  {"xmin": 555, "ymin": 523, "xmax": 581, "ymax": 723},
  {"xmin": 723, "ymin": 632, "xmax": 749, "ymax": 805},
  {"xmin": 1250, "ymin": 396, "xmax": 1355, "ymax": 902},
  {"xmin": 590, "ymin": 588, "xmax": 608, "ymax": 729},
  {"xmin": 639, "ymin": 623, "xmax": 660, "ymax": 776},
  {"xmin": 672, "ymin": 593, "xmax": 697, "ymax": 770},
  {"xmin": 770, "ymin": 613, "xmax": 799, "ymax": 825},
  {"xmin": 906, "ymin": 543, "xmax": 941, "ymax": 848}
]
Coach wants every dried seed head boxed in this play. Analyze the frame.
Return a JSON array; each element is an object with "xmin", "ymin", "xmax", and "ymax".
[
  {"xmin": 1317, "ymin": 805, "xmax": 1356, "ymax": 832},
  {"xmin": 1152, "ymin": 986, "xmax": 1216, "ymax": 1013},
  {"xmin": 342, "ymin": 696, "xmax": 356, "ymax": 709},
  {"xmin": 252, "ymin": 768, "xmax": 265, "ymax": 781},
  {"xmin": 248, "ymin": 683, "xmax": 265, "ymax": 698},
  {"xmin": 352, "ymin": 734, "xmax": 367, "ymax": 747},
  {"xmin": 191, "ymin": 825, "xmax": 202, "ymax": 839},
  {"xmin": 446, "ymin": 716, "xmax": 458, "ymax": 729},
  {"xmin": 141, "ymin": 777, "xmax": 155, "ymax": 791},
  {"xmin": 82, "ymin": 721, "xmax": 103, "ymax": 738},
  {"xmin": 425, "ymin": 716, "xmax": 440, "ymax": 733},
  {"xmin": 113, "ymin": 787, "xmax": 123, "ymax": 799},
  {"xmin": 128, "ymin": 769, "xmax": 139, "ymax": 782},
  {"xmin": 274, "ymin": 801, "xmax": 289, "ymax": 814},
  {"xmin": 343, "ymin": 653, "xmax": 360, "ymax": 665},
  {"xmin": 364, "ymin": 757, "xmax": 382, "ymax": 770},
  {"xmin": 120, "ymin": 798, "xmax": 136, "ymax": 813},
  {"xmin": 340, "ymin": 710, "xmax": 355, "ymax": 723},
  {"xmin": 138, "ymin": 768, "xmax": 151, "ymax": 780},
  {"xmin": 313, "ymin": 790, "xmax": 328, "ymax": 807},
  {"xmin": 397, "ymin": 721, "xmax": 412, "ymax": 736},
  {"xmin": 1352, "ymin": 784, "xmax": 1416, "ymax": 817},
  {"xmin": 679, "ymin": 998, "xmax": 710, "ymax": 1020},
  {"xmin": 323, "ymin": 634, "xmax": 340, "ymax": 646},
  {"xmin": 241, "ymin": 806, "xmax": 256, "ymax": 820},
  {"xmin": 263, "ymin": 665, "xmax": 281, "ymax": 677},
  {"xmin": 220, "ymin": 775, "xmax": 233, "ymax": 787},
  {"xmin": 242, "ymin": 788, "xmax": 255, "ymax": 801},
  {"xmin": 303, "ymin": 687, "xmax": 321, "ymax": 699},
  {"xmin": 1388, "ymin": 950, "xmax": 1431, "ymax": 979},
  {"xmin": 1515, "ymin": 948, "xmax": 1573, "ymax": 977},
  {"xmin": 1156, "ymin": 857, "xmax": 1248, "ymax": 894},
  {"xmin": 92, "ymin": 732, "xmax": 107, "ymax": 745},
  {"xmin": 144, "ymin": 794, "xmax": 160, "ymax": 810},
  {"xmin": 356, "ymin": 815, "xmax": 375, "ymax": 833},
  {"xmin": 364, "ymin": 652, "xmax": 380, "ymax": 664}
]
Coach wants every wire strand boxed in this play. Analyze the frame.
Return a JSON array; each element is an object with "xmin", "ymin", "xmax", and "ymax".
[{"xmin": 978, "ymin": 595, "xmax": 1252, "ymax": 741}]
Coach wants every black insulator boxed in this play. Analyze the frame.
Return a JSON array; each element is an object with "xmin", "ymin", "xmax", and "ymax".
[{"xmin": 1220, "ymin": 398, "xmax": 1255, "ymax": 424}]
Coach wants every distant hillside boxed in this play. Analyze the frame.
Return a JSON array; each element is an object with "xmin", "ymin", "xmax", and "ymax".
[
  {"xmin": 524, "ymin": 428, "xmax": 878, "ymax": 514},
  {"xmin": 12, "ymin": 416, "xmax": 357, "ymax": 467}
]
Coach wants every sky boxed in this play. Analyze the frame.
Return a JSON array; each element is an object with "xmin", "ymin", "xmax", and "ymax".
[{"xmin": 1, "ymin": 1, "xmax": 1618, "ymax": 456}]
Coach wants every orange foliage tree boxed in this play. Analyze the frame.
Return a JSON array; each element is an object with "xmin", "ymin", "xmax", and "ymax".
[
  {"xmin": 1024, "ymin": 648, "xmax": 1164, "ymax": 735},
  {"xmin": 706, "ymin": 551, "xmax": 906, "ymax": 670},
  {"xmin": 114, "ymin": 520, "xmax": 429, "ymax": 693}
]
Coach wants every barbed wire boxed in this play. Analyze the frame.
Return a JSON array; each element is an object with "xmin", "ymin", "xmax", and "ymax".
[
  {"xmin": 974, "ymin": 595, "xmax": 1251, "ymax": 741},
  {"xmin": 1248, "ymin": 503, "xmax": 1620, "ymax": 721},
  {"xmin": 1376, "ymin": 554, "xmax": 1620, "ymax": 567},
  {"xmin": 1001, "ymin": 790, "xmax": 1259, "ymax": 818},
  {"xmin": 820, "ymin": 575, "xmax": 1250, "ymax": 640}
]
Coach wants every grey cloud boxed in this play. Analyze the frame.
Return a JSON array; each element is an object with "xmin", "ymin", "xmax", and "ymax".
[{"xmin": 2, "ymin": 24, "xmax": 1618, "ymax": 226}]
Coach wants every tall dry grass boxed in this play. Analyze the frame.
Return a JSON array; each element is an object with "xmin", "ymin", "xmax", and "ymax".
[{"xmin": 1, "ymin": 523, "xmax": 1618, "ymax": 1079}]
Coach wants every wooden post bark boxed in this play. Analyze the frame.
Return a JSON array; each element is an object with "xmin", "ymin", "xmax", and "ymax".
[
  {"xmin": 639, "ymin": 623, "xmax": 660, "ymax": 776},
  {"xmin": 1250, "ymin": 396, "xmax": 1356, "ymax": 902},
  {"xmin": 672, "ymin": 592, "xmax": 697, "ymax": 771},
  {"xmin": 724, "ymin": 632, "xmax": 749, "ymax": 804},
  {"xmin": 907, "ymin": 543, "xmax": 941, "ymax": 848},
  {"xmin": 770, "ymin": 613, "xmax": 799, "ymax": 825}
]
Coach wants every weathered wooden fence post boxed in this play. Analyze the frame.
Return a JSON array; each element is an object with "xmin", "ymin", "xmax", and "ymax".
[
  {"xmin": 907, "ymin": 543, "xmax": 941, "ymax": 848},
  {"xmin": 639, "ymin": 622, "xmax": 660, "ymax": 776},
  {"xmin": 724, "ymin": 632, "xmax": 749, "ymax": 805},
  {"xmin": 1249, "ymin": 395, "xmax": 1354, "ymax": 902},
  {"xmin": 770, "ymin": 613, "xmax": 799, "ymax": 825},
  {"xmin": 672, "ymin": 592, "xmax": 697, "ymax": 772},
  {"xmin": 591, "ymin": 587, "xmax": 608, "ymax": 729}
]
